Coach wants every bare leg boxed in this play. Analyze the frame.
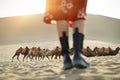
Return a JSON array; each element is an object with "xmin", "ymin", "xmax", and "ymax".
[
  {"xmin": 56, "ymin": 20, "xmax": 69, "ymax": 37},
  {"xmin": 56, "ymin": 20, "xmax": 73, "ymax": 70},
  {"xmin": 73, "ymin": 20, "xmax": 86, "ymax": 51},
  {"xmin": 73, "ymin": 20, "xmax": 86, "ymax": 34},
  {"xmin": 72, "ymin": 20, "xmax": 89, "ymax": 68}
]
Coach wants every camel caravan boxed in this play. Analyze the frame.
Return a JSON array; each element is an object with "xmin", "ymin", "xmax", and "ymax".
[
  {"xmin": 11, "ymin": 46, "xmax": 62, "ymax": 62},
  {"xmin": 11, "ymin": 46, "xmax": 120, "ymax": 62}
]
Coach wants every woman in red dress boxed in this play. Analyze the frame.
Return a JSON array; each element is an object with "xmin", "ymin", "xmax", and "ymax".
[{"xmin": 44, "ymin": 0, "xmax": 89, "ymax": 70}]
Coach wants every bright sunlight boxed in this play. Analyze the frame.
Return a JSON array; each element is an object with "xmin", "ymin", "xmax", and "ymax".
[
  {"xmin": 0, "ymin": 0, "xmax": 46, "ymax": 17},
  {"xmin": 0, "ymin": 0, "xmax": 120, "ymax": 19},
  {"xmin": 20, "ymin": 0, "xmax": 46, "ymax": 14},
  {"xmin": 35, "ymin": 0, "xmax": 46, "ymax": 13}
]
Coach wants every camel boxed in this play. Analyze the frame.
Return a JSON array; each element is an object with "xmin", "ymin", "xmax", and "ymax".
[
  {"xmin": 26, "ymin": 47, "xmax": 42, "ymax": 61},
  {"xmin": 55, "ymin": 46, "xmax": 62, "ymax": 59},
  {"xmin": 110, "ymin": 47, "xmax": 120, "ymax": 55},
  {"xmin": 82, "ymin": 46, "xmax": 94, "ymax": 57},
  {"xmin": 49, "ymin": 49, "xmax": 56, "ymax": 60},
  {"xmin": 43, "ymin": 48, "xmax": 52, "ymax": 60},
  {"xmin": 88, "ymin": 47, "xmax": 119, "ymax": 56},
  {"xmin": 41, "ymin": 48, "xmax": 52, "ymax": 60},
  {"xmin": 82, "ymin": 47, "xmax": 88, "ymax": 56},
  {"xmin": 51, "ymin": 46, "xmax": 62, "ymax": 59},
  {"xmin": 11, "ymin": 46, "xmax": 29, "ymax": 62},
  {"xmin": 70, "ymin": 46, "xmax": 93, "ymax": 57},
  {"xmin": 102, "ymin": 47, "xmax": 111, "ymax": 56},
  {"xmin": 94, "ymin": 47, "xmax": 105, "ymax": 56}
]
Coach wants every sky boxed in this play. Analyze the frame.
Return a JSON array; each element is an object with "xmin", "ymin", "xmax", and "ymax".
[{"xmin": 0, "ymin": 0, "xmax": 120, "ymax": 19}]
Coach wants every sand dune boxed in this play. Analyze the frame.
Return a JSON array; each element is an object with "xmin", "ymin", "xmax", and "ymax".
[
  {"xmin": 0, "ymin": 14, "xmax": 120, "ymax": 45},
  {"xmin": 0, "ymin": 13, "xmax": 120, "ymax": 80},
  {"xmin": 0, "ymin": 40, "xmax": 120, "ymax": 80}
]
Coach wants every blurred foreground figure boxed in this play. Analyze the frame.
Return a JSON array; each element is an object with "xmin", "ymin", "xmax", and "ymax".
[{"xmin": 44, "ymin": 0, "xmax": 89, "ymax": 70}]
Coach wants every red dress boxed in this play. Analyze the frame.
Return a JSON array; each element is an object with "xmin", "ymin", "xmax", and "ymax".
[{"xmin": 44, "ymin": 0, "xmax": 88, "ymax": 26}]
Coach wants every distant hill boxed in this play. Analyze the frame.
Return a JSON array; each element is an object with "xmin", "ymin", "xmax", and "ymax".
[
  {"xmin": 86, "ymin": 14, "xmax": 120, "ymax": 44},
  {"xmin": 0, "ymin": 14, "xmax": 120, "ymax": 45}
]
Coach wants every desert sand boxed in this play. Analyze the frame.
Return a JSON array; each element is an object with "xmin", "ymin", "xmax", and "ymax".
[{"xmin": 0, "ymin": 40, "xmax": 120, "ymax": 80}]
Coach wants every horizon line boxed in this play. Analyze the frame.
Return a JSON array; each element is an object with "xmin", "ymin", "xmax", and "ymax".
[{"xmin": 0, "ymin": 13, "xmax": 120, "ymax": 20}]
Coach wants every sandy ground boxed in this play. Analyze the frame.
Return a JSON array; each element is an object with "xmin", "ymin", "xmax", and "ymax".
[{"xmin": 0, "ymin": 40, "xmax": 120, "ymax": 80}]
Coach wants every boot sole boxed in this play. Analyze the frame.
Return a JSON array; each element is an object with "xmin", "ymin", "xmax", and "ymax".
[
  {"xmin": 64, "ymin": 63, "xmax": 73, "ymax": 70},
  {"xmin": 73, "ymin": 59, "xmax": 89, "ymax": 69}
]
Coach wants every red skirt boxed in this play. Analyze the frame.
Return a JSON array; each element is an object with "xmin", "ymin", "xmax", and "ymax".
[{"xmin": 44, "ymin": 0, "xmax": 88, "ymax": 25}]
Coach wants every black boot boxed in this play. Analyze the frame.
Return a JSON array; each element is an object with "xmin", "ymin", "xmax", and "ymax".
[
  {"xmin": 59, "ymin": 32, "xmax": 73, "ymax": 70},
  {"xmin": 73, "ymin": 28, "xmax": 89, "ymax": 69}
]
